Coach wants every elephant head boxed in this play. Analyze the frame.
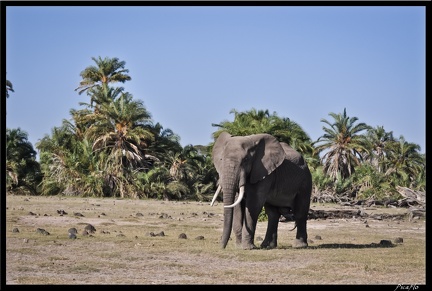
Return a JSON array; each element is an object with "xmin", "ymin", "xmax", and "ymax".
[{"xmin": 211, "ymin": 132, "xmax": 287, "ymax": 248}]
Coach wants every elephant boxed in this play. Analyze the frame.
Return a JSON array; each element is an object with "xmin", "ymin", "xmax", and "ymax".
[{"xmin": 210, "ymin": 132, "xmax": 312, "ymax": 250}]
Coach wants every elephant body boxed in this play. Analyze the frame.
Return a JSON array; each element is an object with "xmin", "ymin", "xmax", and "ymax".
[{"xmin": 212, "ymin": 132, "xmax": 312, "ymax": 250}]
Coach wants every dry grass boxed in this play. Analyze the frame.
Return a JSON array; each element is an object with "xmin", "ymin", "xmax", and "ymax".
[{"xmin": 5, "ymin": 194, "xmax": 426, "ymax": 285}]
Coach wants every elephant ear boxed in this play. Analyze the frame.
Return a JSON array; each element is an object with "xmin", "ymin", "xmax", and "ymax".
[
  {"xmin": 250, "ymin": 134, "xmax": 286, "ymax": 184},
  {"xmin": 212, "ymin": 131, "xmax": 232, "ymax": 174}
]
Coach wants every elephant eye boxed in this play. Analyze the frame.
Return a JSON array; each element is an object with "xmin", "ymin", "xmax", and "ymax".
[{"xmin": 243, "ymin": 156, "xmax": 250, "ymax": 163}]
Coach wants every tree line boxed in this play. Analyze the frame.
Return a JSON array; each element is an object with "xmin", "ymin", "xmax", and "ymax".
[{"xmin": 6, "ymin": 56, "xmax": 426, "ymax": 204}]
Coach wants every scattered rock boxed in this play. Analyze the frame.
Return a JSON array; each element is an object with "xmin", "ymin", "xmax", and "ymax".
[
  {"xmin": 36, "ymin": 228, "xmax": 50, "ymax": 235},
  {"xmin": 178, "ymin": 233, "xmax": 187, "ymax": 239},
  {"xmin": 159, "ymin": 213, "xmax": 171, "ymax": 219},
  {"xmin": 84, "ymin": 224, "xmax": 96, "ymax": 233},
  {"xmin": 74, "ymin": 212, "xmax": 84, "ymax": 217},
  {"xmin": 195, "ymin": 236, "xmax": 205, "ymax": 240},
  {"xmin": 68, "ymin": 228, "xmax": 78, "ymax": 234},
  {"xmin": 394, "ymin": 237, "xmax": 403, "ymax": 244},
  {"xmin": 12, "ymin": 228, "xmax": 19, "ymax": 233}
]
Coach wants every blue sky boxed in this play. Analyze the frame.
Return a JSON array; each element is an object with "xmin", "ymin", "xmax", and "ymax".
[{"xmin": 5, "ymin": 5, "xmax": 426, "ymax": 155}]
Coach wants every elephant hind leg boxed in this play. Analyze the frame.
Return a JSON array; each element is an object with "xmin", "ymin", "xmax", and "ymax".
[
  {"xmin": 292, "ymin": 186, "xmax": 311, "ymax": 248},
  {"xmin": 292, "ymin": 218, "xmax": 308, "ymax": 248}
]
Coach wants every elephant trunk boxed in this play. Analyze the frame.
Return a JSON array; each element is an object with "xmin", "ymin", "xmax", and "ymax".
[
  {"xmin": 224, "ymin": 186, "xmax": 244, "ymax": 209},
  {"xmin": 220, "ymin": 174, "xmax": 237, "ymax": 249}
]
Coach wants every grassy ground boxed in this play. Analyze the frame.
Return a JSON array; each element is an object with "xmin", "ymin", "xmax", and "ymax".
[{"xmin": 5, "ymin": 195, "xmax": 426, "ymax": 285}]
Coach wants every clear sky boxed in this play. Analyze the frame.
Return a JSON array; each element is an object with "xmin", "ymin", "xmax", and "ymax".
[{"xmin": 5, "ymin": 4, "xmax": 426, "ymax": 155}]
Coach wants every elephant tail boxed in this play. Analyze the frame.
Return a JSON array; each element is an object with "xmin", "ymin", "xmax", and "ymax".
[{"xmin": 278, "ymin": 212, "xmax": 297, "ymax": 231}]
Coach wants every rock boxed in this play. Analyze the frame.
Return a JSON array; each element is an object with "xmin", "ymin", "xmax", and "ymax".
[
  {"xmin": 36, "ymin": 228, "xmax": 50, "ymax": 235},
  {"xmin": 68, "ymin": 228, "xmax": 78, "ymax": 234},
  {"xmin": 84, "ymin": 224, "xmax": 96, "ymax": 233},
  {"xmin": 394, "ymin": 237, "xmax": 403, "ymax": 243}
]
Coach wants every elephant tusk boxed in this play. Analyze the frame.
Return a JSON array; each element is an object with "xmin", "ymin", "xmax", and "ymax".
[
  {"xmin": 224, "ymin": 186, "xmax": 244, "ymax": 208},
  {"xmin": 210, "ymin": 185, "xmax": 222, "ymax": 206}
]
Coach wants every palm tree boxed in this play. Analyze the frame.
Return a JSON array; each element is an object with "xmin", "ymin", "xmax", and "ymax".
[
  {"xmin": 314, "ymin": 108, "xmax": 371, "ymax": 180},
  {"xmin": 212, "ymin": 108, "xmax": 313, "ymax": 153},
  {"xmin": 6, "ymin": 79, "xmax": 14, "ymax": 98},
  {"xmin": 271, "ymin": 116, "xmax": 315, "ymax": 158},
  {"xmin": 212, "ymin": 108, "xmax": 266, "ymax": 137},
  {"xmin": 78, "ymin": 90, "xmax": 155, "ymax": 197},
  {"xmin": 75, "ymin": 56, "xmax": 131, "ymax": 96},
  {"xmin": 36, "ymin": 121, "xmax": 84, "ymax": 195},
  {"xmin": 364, "ymin": 126, "xmax": 395, "ymax": 173},
  {"xmin": 6, "ymin": 128, "xmax": 41, "ymax": 194},
  {"xmin": 89, "ymin": 91, "xmax": 154, "ymax": 168},
  {"xmin": 146, "ymin": 122, "xmax": 182, "ymax": 162},
  {"xmin": 383, "ymin": 136, "xmax": 424, "ymax": 188}
]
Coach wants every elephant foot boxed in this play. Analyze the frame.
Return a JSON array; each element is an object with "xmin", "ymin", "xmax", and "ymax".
[
  {"xmin": 260, "ymin": 241, "xmax": 277, "ymax": 249},
  {"xmin": 292, "ymin": 238, "xmax": 308, "ymax": 248},
  {"xmin": 242, "ymin": 243, "xmax": 258, "ymax": 250}
]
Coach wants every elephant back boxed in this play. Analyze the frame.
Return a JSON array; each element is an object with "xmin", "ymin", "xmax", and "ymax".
[{"xmin": 280, "ymin": 143, "xmax": 305, "ymax": 167}]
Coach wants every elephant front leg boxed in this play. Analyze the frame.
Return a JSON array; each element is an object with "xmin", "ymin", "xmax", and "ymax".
[
  {"xmin": 241, "ymin": 205, "xmax": 261, "ymax": 250},
  {"xmin": 261, "ymin": 203, "xmax": 279, "ymax": 249},
  {"xmin": 232, "ymin": 200, "xmax": 244, "ymax": 248}
]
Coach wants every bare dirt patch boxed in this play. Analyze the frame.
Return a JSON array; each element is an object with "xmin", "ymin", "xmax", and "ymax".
[{"xmin": 5, "ymin": 195, "xmax": 426, "ymax": 285}]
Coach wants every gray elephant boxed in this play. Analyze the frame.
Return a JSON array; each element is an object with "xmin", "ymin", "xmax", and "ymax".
[{"xmin": 211, "ymin": 132, "xmax": 312, "ymax": 250}]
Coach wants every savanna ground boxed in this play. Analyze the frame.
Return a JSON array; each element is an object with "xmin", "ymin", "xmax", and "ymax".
[{"xmin": 4, "ymin": 194, "xmax": 426, "ymax": 286}]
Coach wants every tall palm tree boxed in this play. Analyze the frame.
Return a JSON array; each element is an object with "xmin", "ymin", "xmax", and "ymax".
[
  {"xmin": 88, "ymin": 91, "xmax": 154, "ymax": 169},
  {"xmin": 75, "ymin": 56, "xmax": 131, "ymax": 96},
  {"xmin": 314, "ymin": 108, "xmax": 371, "ymax": 180}
]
